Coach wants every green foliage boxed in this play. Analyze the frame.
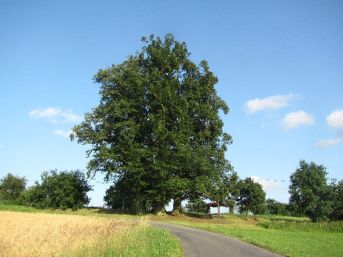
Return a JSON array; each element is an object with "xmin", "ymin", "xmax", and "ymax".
[
  {"xmin": 0, "ymin": 173, "xmax": 26, "ymax": 203},
  {"xmin": 330, "ymin": 179, "xmax": 343, "ymax": 220},
  {"xmin": 266, "ymin": 199, "xmax": 289, "ymax": 216},
  {"xmin": 20, "ymin": 170, "xmax": 92, "ymax": 210},
  {"xmin": 224, "ymin": 171, "xmax": 240, "ymax": 213},
  {"xmin": 104, "ymin": 176, "xmax": 137, "ymax": 211},
  {"xmin": 185, "ymin": 198, "xmax": 208, "ymax": 214},
  {"xmin": 289, "ymin": 160, "xmax": 332, "ymax": 221},
  {"xmin": 19, "ymin": 183, "xmax": 46, "ymax": 208},
  {"xmin": 72, "ymin": 34, "xmax": 231, "ymax": 214},
  {"xmin": 236, "ymin": 177, "xmax": 266, "ymax": 215}
]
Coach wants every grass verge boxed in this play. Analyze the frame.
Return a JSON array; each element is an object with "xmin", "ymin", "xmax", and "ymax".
[
  {"xmin": 73, "ymin": 226, "xmax": 183, "ymax": 257},
  {"xmin": 151, "ymin": 214, "xmax": 343, "ymax": 257}
]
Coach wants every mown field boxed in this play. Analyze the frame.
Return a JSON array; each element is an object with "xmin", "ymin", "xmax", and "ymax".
[
  {"xmin": 152, "ymin": 214, "xmax": 343, "ymax": 257},
  {"xmin": 0, "ymin": 205, "xmax": 182, "ymax": 257}
]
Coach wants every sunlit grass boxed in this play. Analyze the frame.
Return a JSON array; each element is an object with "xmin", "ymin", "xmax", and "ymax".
[
  {"xmin": 0, "ymin": 211, "xmax": 130, "ymax": 257},
  {"xmin": 151, "ymin": 214, "xmax": 343, "ymax": 257},
  {"xmin": 0, "ymin": 210, "xmax": 182, "ymax": 257}
]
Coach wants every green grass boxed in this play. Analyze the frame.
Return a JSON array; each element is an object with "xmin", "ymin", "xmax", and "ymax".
[
  {"xmin": 256, "ymin": 214, "xmax": 310, "ymax": 222},
  {"xmin": 0, "ymin": 203, "xmax": 137, "ymax": 219},
  {"xmin": 152, "ymin": 214, "xmax": 343, "ymax": 257},
  {"xmin": 72, "ymin": 226, "xmax": 183, "ymax": 257},
  {"xmin": 258, "ymin": 220, "xmax": 343, "ymax": 233}
]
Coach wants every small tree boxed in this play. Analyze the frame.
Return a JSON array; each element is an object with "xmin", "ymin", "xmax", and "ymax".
[
  {"xmin": 185, "ymin": 198, "xmax": 208, "ymax": 215},
  {"xmin": 236, "ymin": 177, "xmax": 266, "ymax": 216},
  {"xmin": 0, "ymin": 173, "xmax": 26, "ymax": 203},
  {"xmin": 21, "ymin": 170, "xmax": 92, "ymax": 210},
  {"xmin": 266, "ymin": 199, "xmax": 289, "ymax": 216},
  {"xmin": 289, "ymin": 160, "xmax": 332, "ymax": 221},
  {"xmin": 19, "ymin": 183, "xmax": 45, "ymax": 208},
  {"xmin": 225, "ymin": 171, "xmax": 240, "ymax": 214}
]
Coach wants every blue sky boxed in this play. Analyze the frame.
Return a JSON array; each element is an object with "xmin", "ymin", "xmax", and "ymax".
[{"xmin": 1, "ymin": 0, "xmax": 342, "ymax": 206}]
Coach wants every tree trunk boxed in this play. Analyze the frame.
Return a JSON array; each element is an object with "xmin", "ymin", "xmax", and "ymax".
[
  {"xmin": 134, "ymin": 191, "xmax": 144, "ymax": 215},
  {"xmin": 217, "ymin": 202, "xmax": 220, "ymax": 216},
  {"xmin": 153, "ymin": 203, "xmax": 166, "ymax": 215},
  {"xmin": 229, "ymin": 203, "xmax": 234, "ymax": 214},
  {"xmin": 172, "ymin": 197, "xmax": 183, "ymax": 215}
]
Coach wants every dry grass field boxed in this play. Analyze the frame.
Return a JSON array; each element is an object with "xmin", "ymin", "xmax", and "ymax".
[{"xmin": 0, "ymin": 211, "xmax": 141, "ymax": 257}]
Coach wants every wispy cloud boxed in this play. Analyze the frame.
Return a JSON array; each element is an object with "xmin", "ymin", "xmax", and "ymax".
[
  {"xmin": 53, "ymin": 129, "xmax": 73, "ymax": 139},
  {"xmin": 326, "ymin": 109, "xmax": 343, "ymax": 132},
  {"xmin": 251, "ymin": 176, "xmax": 283, "ymax": 191},
  {"xmin": 245, "ymin": 94, "xmax": 294, "ymax": 114},
  {"xmin": 282, "ymin": 110, "xmax": 315, "ymax": 130},
  {"xmin": 29, "ymin": 107, "xmax": 81, "ymax": 124},
  {"xmin": 0, "ymin": 144, "xmax": 4, "ymax": 149},
  {"xmin": 316, "ymin": 138, "xmax": 343, "ymax": 149}
]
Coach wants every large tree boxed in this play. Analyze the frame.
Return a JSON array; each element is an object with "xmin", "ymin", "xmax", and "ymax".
[
  {"xmin": 72, "ymin": 34, "xmax": 231, "ymax": 214},
  {"xmin": 289, "ymin": 160, "xmax": 332, "ymax": 221}
]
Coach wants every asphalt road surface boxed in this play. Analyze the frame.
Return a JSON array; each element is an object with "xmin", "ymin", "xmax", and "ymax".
[{"xmin": 152, "ymin": 222, "xmax": 284, "ymax": 257}]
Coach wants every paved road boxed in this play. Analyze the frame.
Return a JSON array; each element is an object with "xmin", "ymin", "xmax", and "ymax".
[{"xmin": 152, "ymin": 222, "xmax": 284, "ymax": 257}]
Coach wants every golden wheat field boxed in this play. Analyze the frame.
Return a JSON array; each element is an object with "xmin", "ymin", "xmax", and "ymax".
[{"xmin": 0, "ymin": 211, "xmax": 142, "ymax": 257}]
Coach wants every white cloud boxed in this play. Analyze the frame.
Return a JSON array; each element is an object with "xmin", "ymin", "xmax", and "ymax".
[
  {"xmin": 53, "ymin": 129, "xmax": 73, "ymax": 139},
  {"xmin": 29, "ymin": 107, "xmax": 81, "ymax": 123},
  {"xmin": 326, "ymin": 109, "xmax": 343, "ymax": 131},
  {"xmin": 251, "ymin": 176, "xmax": 282, "ymax": 191},
  {"xmin": 316, "ymin": 138, "xmax": 343, "ymax": 149},
  {"xmin": 282, "ymin": 110, "xmax": 315, "ymax": 130},
  {"xmin": 245, "ymin": 94, "xmax": 294, "ymax": 114}
]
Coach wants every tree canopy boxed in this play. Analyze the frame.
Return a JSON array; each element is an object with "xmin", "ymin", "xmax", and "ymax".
[
  {"xmin": 266, "ymin": 198, "xmax": 289, "ymax": 216},
  {"xmin": 72, "ymin": 34, "xmax": 232, "ymax": 214},
  {"xmin": 0, "ymin": 173, "xmax": 26, "ymax": 203},
  {"xmin": 289, "ymin": 160, "xmax": 332, "ymax": 221},
  {"xmin": 20, "ymin": 170, "xmax": 92, "ymax": 210},
  {"xmin": 330, "ymin": 179, "xmax": 343, "ymax": 220},
  {"xmin": 236, "ymin": 177, "xmax": 266, "ymax": 215}
]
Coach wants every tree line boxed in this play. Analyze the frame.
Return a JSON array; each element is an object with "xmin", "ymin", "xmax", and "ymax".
[
  {"xmin": 1, "ymin": 160, "xmax": 341, "ymax": 222},
  {"xmin": 184, "ymin": 160, "xmax": 343, "ymax": 222}
]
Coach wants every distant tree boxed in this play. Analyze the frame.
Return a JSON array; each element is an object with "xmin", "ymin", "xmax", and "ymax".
[
  {"xmin": 289, "ymin": 160, "xmax": 332, "ymax": 221},
  {"xmin": 266, "ymin": 199, "xmax": 289, "ymax": 216},
  {"xmin": 236, "ymin": 177, "xmax": 266, "ymax": 216},
  {"xmin": 330, "ymin": 179, "xmax": 343, "ymax": 220},
  {"xmin": 224, "ymin": 171, "xmax": 240, "ymax": 214},
  {"xmin": 72, "ymin": 34, "xmax": 231, "ymax": 214},
  {"xmin": 19, "ymin": 183, "xmax": 45, "ymax": 208},
  {"xmin": 21, "ymin": 170, "xmax": 92, "ymax": 210},
  {"xmin": 185, "ymin": 197, "xmax": 208, "ymax": 215},
  {"xmin": 0, "ymin": 173, "xmax": 26, "ymax": 203},
  {"xmin": 208, "ymin": 170, "xmax": 237, "ymax": 215}
]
